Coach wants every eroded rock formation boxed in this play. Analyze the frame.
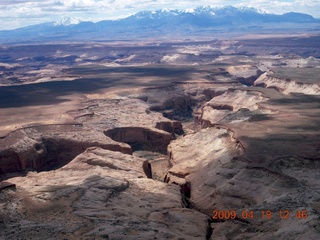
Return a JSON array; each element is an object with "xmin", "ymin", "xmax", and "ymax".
[
  {"xmin": 255, "ymin": 72, "xmax": 320, "ymax": 95},
  {"xmin": 0, "ymin": 126, "xmax": 131, "ymax": 174},
  {"xmin": 142, "ymin": 160, "xmax": 153, "ymax": 179},
  {"xmin": 165, "ymin": 77, "xmax": 320, "ymax": 239},
  {"xmin": 1, "ymin": 46, "xmax": 320, "ymax": 239},
  {"xmin": 104, "ymin": 127, "xmax": 172, "ymax": 154},
  {"xmin": 0, "ymin": 147, "xmax": 210, "ymax": 239}
]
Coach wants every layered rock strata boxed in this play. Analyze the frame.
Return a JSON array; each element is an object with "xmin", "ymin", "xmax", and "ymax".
[
  {"xmin": 255, "ymin": 72, "xmax": 320, "ymax": 95},
  {"xmin": 0, "ymin": 147, "xmax": 210, "ymax": 239},
  {"xmin": 1, "ymin": 60, "xmax": 320, "ymax": 239},
  {"xmin": 166, "ymin": 83, "xmax": 320, "ymax": 239},
  {"xmin": 0, "ymin": 126, "xmax": 131, "ymax": 175}
]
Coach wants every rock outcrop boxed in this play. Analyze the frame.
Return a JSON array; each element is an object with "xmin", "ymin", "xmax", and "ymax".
[
  {"xmin": 0, "ymin": 130, "xmax": 47, "ymax": 174},
  {"xmin": 166, "ymin": 84, "xmax": 320, "ymax": 239},
  {"xmin": 255, "ymin": 72, "xmax": 320, "ymax": 95},
  {"xmin": 155, "ymin": 120, "xmax": 183, "ymax": 135},
  {"xmin": 199, "ymin": 89, "xmax": 269, "ymax": 127},
  {"xmin": 145, "ymin": 86, "xmax": 194, "ymax": 120},
  {"xmin": 104, "ymin": 127, "xmax": 173, "ymax": 154},
  {"xmin": 0, "ymin": 181, "xmax": 16, "ymax": 191},
  {"xmin": 0, "ymin": 147, "xmax": 210, "ymax": 239},
  {"xmin": 227, "ymin": 65, "xmax": 264, "ymax": 86},
  {"xmin": 0, "ymin": 126, "xmax": 131, "ymax": 174},
  {"xmin": 142, "ymin": 160, "xmax": 153, "ymax": 179}
]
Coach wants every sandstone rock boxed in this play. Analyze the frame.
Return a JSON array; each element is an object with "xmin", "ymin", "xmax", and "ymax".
[
  {"xmin": 198, "ymin": 89, "xmax": 272, "ymax": 127},
  {"xmin": 227, "ymin": 65, "xmax": 264, "ymax": 86},
  {"xmin": 206, "ymin": 89, "xmax": 267, "ymax": 112},
  {"xmin": 0, "ymin": 148, "xmax": 210, "ymax": 239},
  {"xmin": 168, "ymin": 126, "xmax": 320, "ymax": 239},
  {"xmin": 255, "ymin": 72, "xmax": 320, "ymax": 95},
  {"xmin": 155, "ymin": 120, "xmax": 183, "ymax": 135},
  {"xmin": 167, "ymin": 127, "xmax": 244, "ymax": 213},
  {"xmin": 0, "ymin": 127, "xmax": 131, "ymax": 174},
  {"xmin": 0, "ymin": 130, "xmax": 46, "ymax": 174},
  {"xmin": 0, "ymin": 181, "xmax": 16, "ymax": 191},
  {"xmin": 142, "ymin": 160, "xmax": 153, "ymax": 179},
  {"xmin": 40, "ymin": 129, "xmax": 132, "ymax": 169},
  {"xmin": 73, "ymin": 98, "xmax": 172, "ymax": 132},
  {"xmin": 145, "ymin": 87, "xmax": 194, "ymax": 120},
  {"xmin": 166, "ymin": 85, "xmax": 320, "ymax": 239},
  {"xmin": 104, "ymin": 127, "xmax": 172, "ymax": 154}
]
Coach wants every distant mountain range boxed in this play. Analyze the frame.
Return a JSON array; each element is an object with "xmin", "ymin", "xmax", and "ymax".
[{"xmin": 1, "ymin": 6, "xmax": 319, "ymax": 43}]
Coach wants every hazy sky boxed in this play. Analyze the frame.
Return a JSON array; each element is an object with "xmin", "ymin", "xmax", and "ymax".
[{"xmin": 0, "ymin": 0, "xmax": 319, "ymax": 30}]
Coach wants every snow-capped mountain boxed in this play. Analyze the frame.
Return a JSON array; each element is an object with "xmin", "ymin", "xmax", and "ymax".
[
  {"xmin": 129, "ymin": 6, "xmax": 265, "ymax": 18},
  {"xmin": 115, "ymin": 6, "xmax": 318, "ymax": 28},
  {"xmin": 0, "ymin": 6, "xmax": 319, "ymax": 43},
  {"xmin": 53, "ymin": 17, "xmax": 82, "ymax": 26}
]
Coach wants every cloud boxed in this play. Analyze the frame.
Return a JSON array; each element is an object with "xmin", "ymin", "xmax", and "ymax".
[
  {"xmin": 236, "ymin": 0, "xmax": 320, "ymax": 16},
  {"xmin": 0, "ymin": 0, "xmax": 43, "ymax": 5},
  {"xmin": 0, "ymin": 0, "xmax": 319, "ymax": 30}
]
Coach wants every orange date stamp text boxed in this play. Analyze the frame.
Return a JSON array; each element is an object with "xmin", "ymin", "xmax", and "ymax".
[{"xmin": 212, "ymin": 209, "xmax": 308, "ymax": 220}]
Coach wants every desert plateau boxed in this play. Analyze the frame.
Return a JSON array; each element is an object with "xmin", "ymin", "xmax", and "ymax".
[{"xmin": 0, "ymin": 6, "xmax": 320, "ymax": 239}]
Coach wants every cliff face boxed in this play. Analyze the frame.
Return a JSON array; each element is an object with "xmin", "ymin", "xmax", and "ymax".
[
  {"xmin": 164, "ymin": 75, "xmax": 320, "ymax": 239},
  {"xmin": 198, "ymin": 89, "xmax": 269, "ymax": 128},
  {"xmin": 0, "ymin": 95, "xmax": 184, "ymax": 175},
  {"xmin": 227, "ymin": 65, "xmax": 264, "ymax": 86},
  {"xmin": 255, "ymin": 72, "xmax": 320, "ymax": 95},
  {"xmin": 155, "ymin": 120, "xmax": 183, "ymax": 135},
  {"xmin": 0, "ymin": 131, "xmax": 46, "ymax": 174},
  {"xmin": 104, "ymin": 127, "xmax": 173, "ymax": 154},
  {"xmin": 144, "ymin": 87, "xmax": 194, "ymax": 120},
  {"xmin": 0, "ymin": 128, "xmax": 132, "ymax": 174},
  {"xmin": 1, "ymin": 147, "xmax": 210, "ymax": 239}
]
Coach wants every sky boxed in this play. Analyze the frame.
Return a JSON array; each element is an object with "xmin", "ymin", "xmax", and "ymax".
[{"xmin": 0, "ymin": 0, "xmax": 319, "ymax": 30}]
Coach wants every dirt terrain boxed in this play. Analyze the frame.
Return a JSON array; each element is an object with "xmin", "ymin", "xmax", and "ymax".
[{"xmin": 0, "ymin": 35, "xmax": 320, "ymax": 239}]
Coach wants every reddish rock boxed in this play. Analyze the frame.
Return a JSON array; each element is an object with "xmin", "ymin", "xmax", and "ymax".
[
  {"xmin": 0, "ymin": 181, "xmax": 16, "ymax": 191},
  {"xmin": 142, "ymin": 160, "xmax": 152, "ymax": 179},
  {"xmin": 104, "ymin": 127, "xmax": 172, "ymax": 154}
]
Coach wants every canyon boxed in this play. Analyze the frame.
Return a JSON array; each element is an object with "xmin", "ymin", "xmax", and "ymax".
[{"xmin": 0, "ymin": 35, "xmax": 320, "ymax": 239}]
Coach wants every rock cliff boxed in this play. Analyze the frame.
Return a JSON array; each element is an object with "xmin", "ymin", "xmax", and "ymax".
[{"xmin": 1, "ymin": 147, "xmax": 210, "ymax": 239}]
